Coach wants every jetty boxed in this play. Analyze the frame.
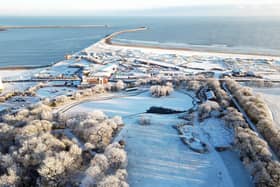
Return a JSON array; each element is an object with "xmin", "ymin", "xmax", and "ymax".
[{"xmin": 103, "ymin": 27, "xmax": 147, "ymax": 44}]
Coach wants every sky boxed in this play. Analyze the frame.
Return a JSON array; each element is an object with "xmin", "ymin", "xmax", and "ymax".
[{"xmin": 0, "ymin": 0, "xmax": 280, "ymax": 16}]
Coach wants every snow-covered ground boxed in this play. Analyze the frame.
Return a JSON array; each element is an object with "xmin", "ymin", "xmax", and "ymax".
[
  {"xmin": 36, "ymin": 86, "xmax": 76, "ymax": 99},
  {"xmin": 0, "ymin": 69, "xmax": 42, "ymax": 81},
  {"xmin": 67, "ymin": 91, "xmax": 193, "ymax": 117},
  {"xmin": 200, "ymin": 118, "xmax": 234, "ymax": 147},
  {"xmin": 96, "ymin": 41, "xmax": 280, "ymax": 60},
  {"xmin": 254, "ymin": 87, "xmax": 280, "ymax": 127},
  {"xmin": 1, "ymin": 82, "xmax": 36, "ymax": 96},
  {"xmin": 65, "ymin": 90, "xmax": 252, "ymax": 187}
]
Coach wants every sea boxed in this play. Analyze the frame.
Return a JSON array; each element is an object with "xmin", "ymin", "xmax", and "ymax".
[{"xmin": 1, "ymin": 16, "xmax": 280, "ymax": 67}]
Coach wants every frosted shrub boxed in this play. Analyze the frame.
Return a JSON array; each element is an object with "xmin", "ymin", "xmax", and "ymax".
[
  {"xmin": 0, "ymin": 166, "xmax": 19, "ymax": 187},
  {"xmin": 93, "ymin": 84, "xmax": 105, "ymax": 94},
  {"xmin": 29, "ymin": 103, "xmax": 53, "ymax": 121},
  {"xmin": 91, "ymin": 154, "xmax": 109, "ymax": 171},
  {"xmin": 97, "ymin": 175, "xmax": 122, "ymax": 187},
  {"xmin": 112, "ymin": 116, "xmax": 123, "ymax": 126},
  {"xmin": 2, "ymin": 108, "xmax": 32, "ymax": 126},
  {"xmin": 83, "ymin": 122, "xmax": 114, "ymax": 150},
  {"xmin": 235, "ymin": 127, "xmax": 272, "ymax": 161},
  {"xmin": 222, "ymin": 107, "xmax": 248, "ymax": 128},
  {"xmin": 235, "ymin": 127, "xmax": 280, "ymax": 187},
  {"xmin": 116, "ymin": 80, "xmax": 125, "ymax": 91},
  {"xmin": 81, "ymin": 89, "xmax": 93, "ymax": 97},
  {"xmin": 81, "ymin": 142, "xmax": 128, "ymax": 187},
  {"xmin": 105, "ymin": 143, "xmax": 127, "ymax": 169},
  {"xmin": 187, "ymin": 80, "xmax": 201, "ymax": 91},
  {"xmin": 198, "ymin": 101, "xmax": 220, "ymax": 120},
  {"xmin": 68, "ymin": 111, "xmax": 122, "ymax": 150},
  {"xmin": 115, "ymin": 169, "xmax": 128, "ymax": 181},
  {"xmin": 15, "ymin": 133, "xmax": 66, "ymax": 167},
  {"xmin": 73, "ymin": 91, "xmax": 82, "ymax": 100},
  {"xmin": 150, "ymin": 84, "xmax": 173, "ymax": 97},
  {"xmin": 38, "ymin": 144, "xmax": 82, "ymax": 185},
  {"xmin": 53, "ymin": 95, "xmax": 69, "ymax": 106},
  {"xmin": 20, "ymin": 120, "xmax": 52, "ymax": 138},
  {"xmin": 82, "ymin": 166, "xmax": 104, "ymax": 186},
  {"xmin": 225, "ymin": 78, "xmax": 280, "ymax": 158},
  {"xmin": 206, "ymin": 79, "xmax": 230, "ymax": 107},
  {"xmin": 90, "ymin": 110, "xmax": 107, "ymax": 121},
  {"xmin": 42, "ymin": 98, "xmax": 51, "ymax": 106}
]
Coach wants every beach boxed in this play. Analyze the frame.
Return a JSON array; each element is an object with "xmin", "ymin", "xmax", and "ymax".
[{"xmin": 101, "ymin": 28, "xmax": 280, "ymax": 60}]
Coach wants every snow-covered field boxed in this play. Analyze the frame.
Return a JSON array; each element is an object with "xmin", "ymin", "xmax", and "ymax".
[
  {"xmin": 36, "ymin": 86, "xmax": 76, "ymax": 99},
  {"xmin": 0, "ymin": 69, "xmax": 42, "ymax": 81},
  {"xmin": 254, "ymin": 87, "xmax": 280, "ymax": 127},
  {"xmin": 65, "ymin": 91, "xmax": 252, "ymax": 187},
  {"xmin": 1, "ymin": 82, "xmax": 36, "ymax": 95},
  {"xmin": 67, "ymin": 91, "xmax": 193, "ymax": 117}
]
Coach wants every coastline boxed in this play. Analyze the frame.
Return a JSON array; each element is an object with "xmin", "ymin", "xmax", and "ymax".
[
  {"xmin": 103, "ymin": 28, "xmax": 280, "ymax": 59},
  {"xmin": 1, "ymin": 27, "xmax": 280, "ymax": 70},
  {"xmin": 0, "ymin": 64, "xmax": 52, "ymax": 70}
]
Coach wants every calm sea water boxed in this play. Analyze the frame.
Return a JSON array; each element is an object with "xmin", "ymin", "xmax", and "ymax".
[{"xmin": 1, "ymin": 16, "xmax": 280, "ymax": 67}]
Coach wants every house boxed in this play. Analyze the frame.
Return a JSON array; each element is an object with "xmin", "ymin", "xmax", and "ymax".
[{"xmin": 82, "ymin": 64, "xmax": 118, "ymax": 85}]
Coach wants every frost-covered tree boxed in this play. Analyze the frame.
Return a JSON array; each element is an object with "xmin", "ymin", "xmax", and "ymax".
[
  {"xmin": 150, "ymin": 84, "xmax": 174, "ymax": 97},
  {"xmin": 198, "ymin": 101, "xmax": 220, "ymax": 120},
  {"xmin": 38, "ymin": 144, "xmax": 82, "ymax": 186},
  {"xmin": 81, "ymin": 142, "xmax": 128, "ymax": 187},
  {"xmin": 225, "ymin": 78, "xmax": 280, "ymax": 158}
]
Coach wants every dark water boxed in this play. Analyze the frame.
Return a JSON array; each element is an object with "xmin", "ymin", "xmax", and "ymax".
[{"xmin": 1, "ymin": 16, "xmax": 280, "ymax": 67}]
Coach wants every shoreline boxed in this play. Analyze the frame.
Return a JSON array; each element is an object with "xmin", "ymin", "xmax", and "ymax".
[
  {"xmin": 0, "ymin": 65, "xmax": 49, "ymax": 70},
  {"xmin": 103, "ymin": 27, "xmax": 280, "ymax": 59},
  {"xmin": 1, "ymin": 27, "xmax": 280, "ymax": 70}
]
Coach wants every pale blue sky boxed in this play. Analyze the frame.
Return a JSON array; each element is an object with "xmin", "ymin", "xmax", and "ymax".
[{"xmin": 0, "ymin": 0, "xmax": 280, "ymax": 16}]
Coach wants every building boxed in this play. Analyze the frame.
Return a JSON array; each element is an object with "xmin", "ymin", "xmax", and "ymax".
[
  {"xmin": 82, "ymin": 64, "xmax": 118, "ymax": 85},
  {"xmin": 82, "ymin": 76, "xmax": 108, "ymax": 85}
]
